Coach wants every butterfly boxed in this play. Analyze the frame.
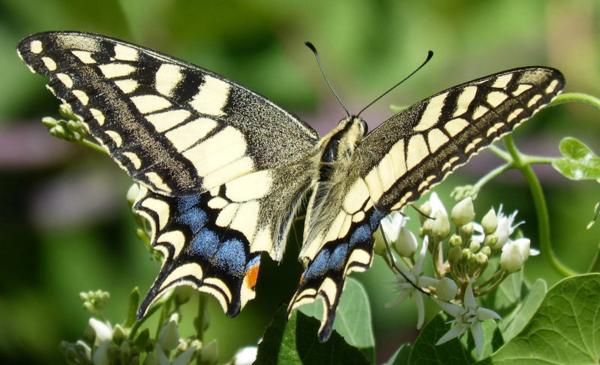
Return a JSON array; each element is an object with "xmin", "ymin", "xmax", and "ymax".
[{"xmin": 17, "ymin": 31, "xmax": 564, "ymax": 342}]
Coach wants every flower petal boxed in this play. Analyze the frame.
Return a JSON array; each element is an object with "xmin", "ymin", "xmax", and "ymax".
[
  {"xmin": 464, "ymin": 282, "xmax": 477, "ymax": 309},
  {"xmin": 471, "ymin": 321, "xmax": 484, "ymax": 358},
  {"xmin": 436, "ymin": 322, "xmax": 468, "ymax": 345},
  {"xmin": 477, "ymin": 307, "xmax": 501, "ymax": 321},
  {"xmin": 435, "ymin": 299, "xmax": 464, "ymax": 318},
  {"xmin": 414, "ymin": 236, "xmax": 429, "ymax": 274}
]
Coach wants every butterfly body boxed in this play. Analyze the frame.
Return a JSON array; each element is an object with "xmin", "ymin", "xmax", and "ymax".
[{"xmin": 17, "ymin": 32, "xmax": 565, "ymax": 342}]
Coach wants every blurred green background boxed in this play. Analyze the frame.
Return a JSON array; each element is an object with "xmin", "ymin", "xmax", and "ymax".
[{"xmin": 0, "ymin": 0, "xmax": 598, "ymax": 363}]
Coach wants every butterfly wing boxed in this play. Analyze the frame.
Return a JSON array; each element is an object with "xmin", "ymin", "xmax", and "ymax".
[
  {"xmin": 18, "ymin": 32, "xmax": 318, "ymax": 316},
  {"xmin": 289, "ymin": 67, "xmax": 565, "ymax": 341}
]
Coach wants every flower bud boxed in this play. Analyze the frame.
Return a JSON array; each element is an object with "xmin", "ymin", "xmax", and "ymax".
[
  {"xmin": 419, "ymin": 201, "xmax": 432, "ymax": 224},
  {"xmin": 459, "ymin": 222, "xmax": 473, "ymax": 237},
  {"xmin": 484, "ymin": 234, "xmax": 498, "ymax": 248},
  {"xmin": 473, "ymin": 252, "xmax": 488, "ymax": 265},
  {"xmin": 158, "ymin": 314, "xmax": 180, "ymax": 351},
  {"xmin": 430, "ymin": 210, "xmax": 450, "ymax": 241},
  {"xmin": 462, "ymin": 248, "xmax": 472, "ymax": 260},
  {"xmin": 482, "ymin": 208, "xmax": 498, "ymax": 234},
  {"xmin": 500, "ymin": 243, "xmax": 526, "ymax": 272},
  {"xmin": 127, "ymin": 184, "xmax": 140, "ymax": 206},
  {"xmin": 469, "ymin": 239, "xmax": 481, "ymax": 252},
  {"xmin": 202, "ymin": 340, "xmax": 220, "ymax": 365},
  {"xmin": 436, "ymin": 277, "xmax": 458, "ymax": 301},
  {"xmin": 451, "ymin": 198, "xmax": 475, "ymax": 226},
  {"xmin": 448, "ymin": 246, "xmax": 462, "ymax": 265},
  {"xmin": 449, "ymin": 234, "xmax": 462, "ymax": 247},
  {"xmin": 372, "ymin": 231, "xmax": 387, "ymax": 257},
  {"xmin": 480, "ymin": 246, "xmax": 491, "ymax": 257},
  {"xmin": 112, "ymin": 324, "xmax": 127, "ymax": 345},
  {"xmin": 394, "ymin": 228, "xmax": 418, "ymax": 257}
]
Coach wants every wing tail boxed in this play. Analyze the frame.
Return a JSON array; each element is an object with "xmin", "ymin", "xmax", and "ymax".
[{"xmin": 288, "ymin": 209, "xmax": 384, "ymax": 341}]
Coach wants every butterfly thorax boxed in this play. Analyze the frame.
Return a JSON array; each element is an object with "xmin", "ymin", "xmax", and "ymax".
[{"xmin": 301, "ymin": 117, "xmax": 368, "ymax": 258}]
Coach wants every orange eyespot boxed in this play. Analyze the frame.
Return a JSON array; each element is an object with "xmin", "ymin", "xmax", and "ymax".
[{"xmin": 244, "ymin": 263, "xmax": 260, "ymax": 289}]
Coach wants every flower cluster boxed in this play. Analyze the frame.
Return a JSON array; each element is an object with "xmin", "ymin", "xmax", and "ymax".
[
  {"xmin": 61, "ymin": 288, "xmax": 222, "ymax": 365},
  {"xmin": 379, "ymin": 193, "xmax": 537, "ymax": 357}
]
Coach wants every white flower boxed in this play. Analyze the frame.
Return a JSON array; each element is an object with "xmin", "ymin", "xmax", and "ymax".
[
  {"xmin": 423, "ymin": 193, "xmax": 450, "ymax": 240},
  {"xmin": 493, "ymin": 206, "xmax": 522, "ymax": 249},
  {"xmin": 88, "ymin": 318, "xmax": 113, "ymax": 344},
  {"xmin": 387, "ymin": 237, "xmax": 438, "ymax": 329},
  {"xmin": 381, "ymin": 211, "xmax": 418, "ymax": 257},
  {"xmin": 233, "ymin": 346, "xmax": 258, "ymax": 365},
  {"xmin": 500, "ymin": 237, "xmax": 538, "ymax": 272},
  {"xmin": 381, "ymin": 211, "xmax": 406, "ymax": 243},
  {"xmin": 435, "ymin": 282, "xmax": 500, "ymax": 358}
]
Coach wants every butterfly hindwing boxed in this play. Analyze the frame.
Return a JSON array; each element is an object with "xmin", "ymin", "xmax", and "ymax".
[
  {"xmin": 289, "ymin": 67, "xmax": 564, "ymax": 341},
  {"xmin": 17, "ymin": 32, "xmax": 318, "ymax": 196}
]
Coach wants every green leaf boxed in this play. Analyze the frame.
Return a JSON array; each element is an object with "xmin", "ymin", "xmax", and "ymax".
[
  {"xmin": 254, "ymin": 306, "xmax": 369, "ymax": 365},
  {"xmin": 298, "ymin": 278, "xmax": 375, "ymax": 354},
  {"xmin": 493, "ymin": 270, "xmax": 523, "ymax": 312},
  {"xmin": 497, "ymin": 279, "xmax": 546, "ymax": 342},
  {"xmin": 408, "ymin": 314, "xmax": 475, "ymax": 364},
  {"xmin": 485, "ymin": 274, "xmax": 600, "ymax": 364},
  {"xmin": 552, "ymin": 137, "xmax": 600, "ymax": 180},
  {"xmin": 384, "ymin": 343, "xmax": 412, "ymax": 365}
]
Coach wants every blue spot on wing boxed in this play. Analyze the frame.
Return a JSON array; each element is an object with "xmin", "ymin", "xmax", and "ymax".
[
  {"xmin": 350, "ymin": 224, "xmax": 371, "ymax": 245},
  {"xmin": 189, "ymin": 228, "xmax": 220, "ymax": 257},
  {"xmin": 215, "ymin": 239, "xmax": 246, "ymax": 276},
  {"xmin": 304, "ymin": 249, "xmax": 330, "ymax": 281},
  {"xmin": 330, "ymin": 243, "xmax": 348, "ymax": 271},
  {"xmin": 177, "ymin": 195, "xmax": 201, "ymax": 212},
  {"xmin": 177, "ymin": 207, "xmax": 207, "ymax": 234}
]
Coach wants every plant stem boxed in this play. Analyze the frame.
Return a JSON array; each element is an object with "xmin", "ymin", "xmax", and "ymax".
[
  {"xmin": 549, "ymin": 92, "xmax": 600, "ymax": 110},
  {"xmin": 503, "ymin": 135, "xmax": 576, "ymax": 277},
  {"xmin": 77, "ymin": 138, "xmax": 109, "ymax": 155},
  {"xmin": 474, "ymin": 163, "xmax": 512, "ymax": 192},
  {"xmin": 488, "ymin": 145, "xmax": 512, "ymax": 162}
]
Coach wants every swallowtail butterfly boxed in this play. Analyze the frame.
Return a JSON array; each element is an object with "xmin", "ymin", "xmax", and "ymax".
[{"xmin": 17, "ymin": 32, "xmax": 564, "ymax": 342}]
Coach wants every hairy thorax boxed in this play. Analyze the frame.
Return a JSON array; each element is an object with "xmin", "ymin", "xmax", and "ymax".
[{"xmin": 302, "ymin": 117, "xmax": 368, "ymax": 255}]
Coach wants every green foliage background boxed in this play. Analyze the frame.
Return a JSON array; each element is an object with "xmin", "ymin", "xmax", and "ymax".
[{"xmin": 0, "ymin": 0, "xmax": 598, "ymax": 363}]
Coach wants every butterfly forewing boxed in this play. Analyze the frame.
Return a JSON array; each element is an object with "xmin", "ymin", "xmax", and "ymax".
[
  {"xmin": 358, "ymin": 67, "xmax": 564, "ymax": 210},
  {"xmin": 17, "ymin": 32, "xmax": 318, "ymax": 196}
]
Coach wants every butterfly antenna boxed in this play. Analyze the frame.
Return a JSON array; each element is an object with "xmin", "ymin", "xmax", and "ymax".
[
  {"xmin": 357, "ymin": 50, "xmax": 434, "ymax": 116},
  {"xmin": 305, "ymin": 41, "xmax": 350, "ymax": 117}
]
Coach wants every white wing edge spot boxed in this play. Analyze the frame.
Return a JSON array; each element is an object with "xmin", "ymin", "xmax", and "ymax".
[
  {"xmin": 30, "ymin": 40, "xmax": 43, "ymax": 54},
  {"xmin": 114, "ymin": 44, "xmax": 139, "ymax": 61}
]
